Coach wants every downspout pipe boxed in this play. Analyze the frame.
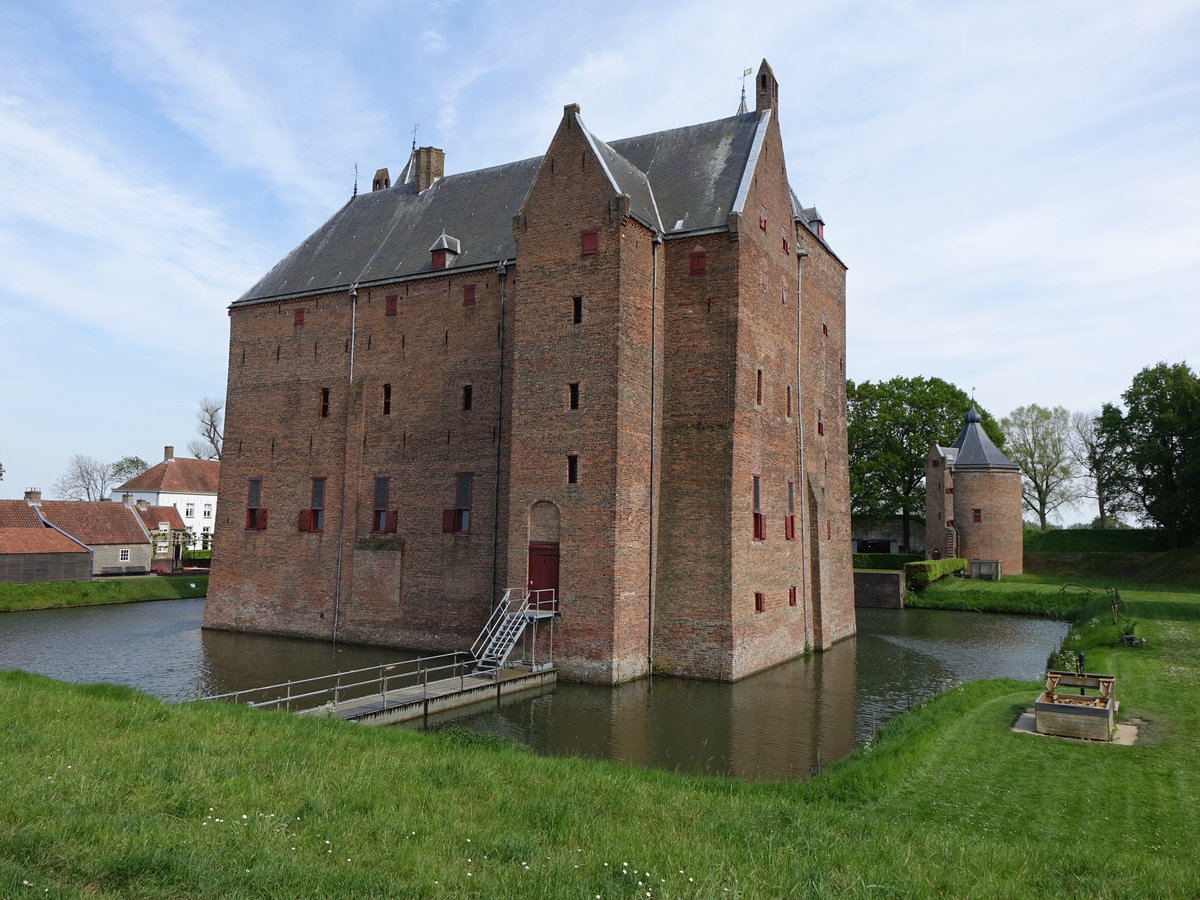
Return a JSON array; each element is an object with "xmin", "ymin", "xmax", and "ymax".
[
  {"xmin": 646, "ymin": 231, "xmax": 661, "ymax": 673},
  {"xmin": 795, "ymin": 246, "xmax": 809, "ymax": 647},
  {"xmin": 332, "ymin": 282, "xmax": 359, "ymax": 641},
  {"xmin": 490, "ymin": 261, "xmax": 509, "ymax": 606}
]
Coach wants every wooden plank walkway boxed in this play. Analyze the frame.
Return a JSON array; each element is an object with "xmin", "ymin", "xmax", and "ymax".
[{"xmin": 297, "ymin": 664, "xmax": 556, "ymax": 726}]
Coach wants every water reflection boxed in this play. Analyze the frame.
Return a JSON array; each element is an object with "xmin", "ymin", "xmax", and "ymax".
[{"xmin": 0, "ymin": 599, "xmax": 1067, "ymax": 780}]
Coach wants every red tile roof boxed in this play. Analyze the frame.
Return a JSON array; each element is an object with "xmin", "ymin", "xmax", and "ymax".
[
  {"xmin": 134, "ymin": 505, "xmax": 187, "ymax": 532},
  {"xmin": 0, "ymin": 500, "xmax": 43, "ymax": 528},
  {"xmin": 36, "ymin": 501, "xmax": 148, "ymax": 546},
  {"xmin": 117, "ymin": 457, "xmax": 219, "ymax": 494},
  {"xmin": 0, "ymin": 526, "xmax": 89, "ymax": 555}
]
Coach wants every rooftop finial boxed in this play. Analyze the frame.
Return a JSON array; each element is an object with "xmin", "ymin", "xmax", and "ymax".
[
  {"xmin": 352, "ymin": 162, "xmax": 358, "ymax": 197},
  {"xmin": 411, "ymin": 122, "xmax": 420, "ymax": 154},
  {"xmin": 737, "ymin": 67, "xmax": 752, "ymax": 114}
]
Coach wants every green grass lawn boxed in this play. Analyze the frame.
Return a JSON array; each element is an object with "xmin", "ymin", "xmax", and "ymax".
[
  {"xmin": 0, "ymin": 575, "xmax": 208, "ymax": 612},
  {"xmin": 2, "ymin": 579, "xmax": 1198, "ymax": 897}
]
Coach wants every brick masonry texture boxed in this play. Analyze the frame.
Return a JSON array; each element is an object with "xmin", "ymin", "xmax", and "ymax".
[
  {"xmin": 925, "ymin": 447, "xmax": 1024, "ymax": 576},
  {"xmin": 206, "ymin": 63, "xmax": 856, "ymax": 683}
]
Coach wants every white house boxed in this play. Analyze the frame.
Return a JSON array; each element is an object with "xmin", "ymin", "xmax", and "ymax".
[{"xmin": 112, "ymin": 446, "xmax": 220, "ymax": 549}]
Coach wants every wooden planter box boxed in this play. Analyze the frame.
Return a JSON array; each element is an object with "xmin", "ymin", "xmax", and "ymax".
[{"xmin": 1035, "ymin": 670, "xmax": 1115, "ymax": 741}]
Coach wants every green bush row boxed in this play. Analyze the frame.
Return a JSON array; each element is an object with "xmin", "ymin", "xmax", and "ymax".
[
  {"xmin": 183, "ymin": 549, "xmax": 212, "ymax": 560},
  {"xmin": 852, "ymin": 553, "xmax": 923, "ymax": 570},
  {"xmin": 903, "ymin": 557, "xmax": 966, "ymax": 591}
]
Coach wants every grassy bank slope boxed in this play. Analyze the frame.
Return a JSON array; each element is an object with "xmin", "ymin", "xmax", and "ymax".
[
  {"xmin": 0, "ymin": 575, "xmax": 208, "ymax": 612},
  {"xmin": 2, "ymin": 584, "xmax": 1198, "ymax": 897}
]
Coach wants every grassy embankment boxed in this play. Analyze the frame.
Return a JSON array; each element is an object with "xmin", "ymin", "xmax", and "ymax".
[
  {"xmin": 2, "ymin": 574, "xmax": 1199, "ymax": 897},
  {"xmin": 0, "ymin": 575, "xmax": 208, "ymax": 613}
]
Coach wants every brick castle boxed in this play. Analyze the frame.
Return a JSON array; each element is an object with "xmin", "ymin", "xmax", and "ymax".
[{"xmin": 204, "ymin": 60, "xmax": 856, "ymax": 683}]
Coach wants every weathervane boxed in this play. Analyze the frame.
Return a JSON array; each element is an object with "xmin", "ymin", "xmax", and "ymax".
[
  {"xmin": 411, "ymin": 122, "xmax": 420, "ymax": 153},
  {"xmin": 738, "ymin": 67, "xmax": 752, "ymax": 113}
]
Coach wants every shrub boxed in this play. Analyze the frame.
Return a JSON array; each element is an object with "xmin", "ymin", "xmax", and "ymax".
[
  {"xmin": 904, "ymin": 557, "xmax": 966, "ymax": 591},
  {"xmin": 183, "ymin": 550, "xmax": 212, "ymax": 560},
  {"xmin": 852, "ymin": 553, "xmax": 922, "ymax": 571}
]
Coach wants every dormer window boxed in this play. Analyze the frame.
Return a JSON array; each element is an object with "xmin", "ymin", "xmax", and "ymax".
[{"xmin": 429, "ymin": 232, "xmax": 461, "ymax": 270}]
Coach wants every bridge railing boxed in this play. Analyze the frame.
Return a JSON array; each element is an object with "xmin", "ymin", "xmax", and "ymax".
[{"xmin": 195, "ymin": 651, "xmax": 474, "ymax": 713}]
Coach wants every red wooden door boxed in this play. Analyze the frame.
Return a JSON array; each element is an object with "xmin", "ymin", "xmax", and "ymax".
[{"xmin": 527, "ymin": 541, "xmax": 560, "ymax": 611}]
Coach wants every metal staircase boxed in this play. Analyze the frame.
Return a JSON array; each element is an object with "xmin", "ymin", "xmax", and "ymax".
[{"xmin": 470, "ymin": 588, "xmax": 556, "ymax": 678}]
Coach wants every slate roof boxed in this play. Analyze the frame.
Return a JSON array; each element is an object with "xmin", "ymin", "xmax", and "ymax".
[
  {"xmin": 133, "ymin": 505, "xmax": 187, "ymax": 532},
  {"xmin": 0, "ymin": 500, "xmax": 43, "ymax": 528},
  {"xmin": 949, "ymin": 405, "xmax": 1019, "ymax": 470},
  {"xmin": 0, "ymin": 526, "xmax": 88, "ymax": 555},
  {"xmin": 35, "ymin": 501, "xmax": 149, "ymax": 547},
  {"xmin": 117, "ymin": 458, "xmax": 220, "ymax": 495},
  {"xmin": 235, "ymin": 110, "xmax": 776, "ymax": 305}
]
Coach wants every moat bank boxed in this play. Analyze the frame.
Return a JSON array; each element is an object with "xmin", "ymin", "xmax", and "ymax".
[{"xmin": 0, "ymin": 598, "xmax": 1066, "ymax": 780}]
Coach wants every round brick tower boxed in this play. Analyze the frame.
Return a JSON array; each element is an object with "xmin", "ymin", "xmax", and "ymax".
[{"xmin": 925, "ymin": 404, "xmax": 1023, "ymax": 576}]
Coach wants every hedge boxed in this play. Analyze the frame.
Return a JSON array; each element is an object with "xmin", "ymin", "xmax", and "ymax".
[
  {"xmin": 903, "ymin": 557, "xmax": 967, "ymax": 591},
  {"xmin": 852, "ymin": 553, "xmax": 923, "ymax": 571}
]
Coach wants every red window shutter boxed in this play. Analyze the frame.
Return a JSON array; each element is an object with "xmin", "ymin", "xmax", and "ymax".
[
  {"xmin": 946, "ymin": 487, "xmax": 954, "ymax": 495},
  {"xmin": 785, "ymin": 515, "xmax": 795, "ymax": 541},
  {"xmin": 463, "ymin": 284, "xmax": 476, "ymax": 306},
  {"xmin": 385, "ymin": 510, "xmax": 399, "ymax": 534},
  {"xmin": 431, "ymin": 248, "xmax": 448, "ymax": 270},
  {"xmin": 245, "ymin": 509, "xmax": 255, "ymax": 530},
  {"xmin": 294, "ymin": 308, "xmax": 305, "ymax": 326},
  {"xmin": 754, "ymin": 591, "xmax": 765, "ymax": 613},
  {"xmin": 385, "ymin": 295, "xmax": 397, "ymax": 316},
  {"xmin": 759, "ymin": 206, "xmax": 767, "ymax": 231},
  {"xmin": 753, "ymin": 512, "xmax": 766, "ymax": 541},
  {"xmin": 689, "ymin": 251, "xmax": 706, "ymax": 275},
  {"xmin": 298, "ymin": 509, "xmax": 312, "ymax": 532},
  {"xmin": 442, "ymin": 509, "xmax": 456, "ymax": 533},
  {"xmin": 258, "ymin": 509, "xmax": 269, "ymax": 530},
  {"xmin": 581, "ymin": 230, "xmax": 598, "ymax": 256}
]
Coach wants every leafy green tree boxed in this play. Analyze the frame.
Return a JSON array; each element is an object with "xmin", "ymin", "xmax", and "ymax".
[
  {"xmin": 847, "ymin": 376, "xmax": 1003, "ymax": 552},
  {"xmin": 111, "ymin": 456, "xmax": 149, "ymax": 486},
  {"xmin": 1096, "ymin": 362, "xmax": 1200, "ymax": 548},
  {"xmin": 0, "ymin": 455, "xmax": 4, "ymax": 481},
  {"xmin": 1000, "ymin": 404, "xmax": 1080, "ymax": 531}
]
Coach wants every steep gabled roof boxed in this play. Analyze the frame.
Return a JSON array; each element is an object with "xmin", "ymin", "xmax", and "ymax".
[
  {"xmin": 118, "ymin": 458, "xmax": 220, "ymax": 495},
  {"xmin": 950, "ymin": 405, "xmax": 1019, "ymax": 470},
  {"xmin": 234, "ymin": 110, "xmax": 768, "ymax": 305},
  {"xmin": 35, "ymin": 501, "xmax": 149, "ymax": 546}
]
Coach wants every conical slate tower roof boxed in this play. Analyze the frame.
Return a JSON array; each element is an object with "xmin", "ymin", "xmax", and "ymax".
[{"xmin": 949, "ymin": 404, "xmax": 1019, "ymax": 470}]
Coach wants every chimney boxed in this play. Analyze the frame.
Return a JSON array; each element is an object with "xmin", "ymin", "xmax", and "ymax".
[
  {"xmin": 755, "ymin": 59, "xmax": 779, "ymax": 113},
  {"xmin": 372, "ymin": 167, "xmax": 391, "ymax": 191},
  {"xmin": 122, "ymin": 492, "xmax": 135, "ymax": 505},
  {"xmin": 414, "ymin": 146, "xmax": 444, "ymax": 192},
  {"xmin": 137, "ymin": 500, "xmax": 149, "ymax": 511},
  {"xmin": 164, "ymin": 445, "xmax": 174, "ymax": 461},
  {"xmin": 24, "ymin": 489, "xmax": 41, "ymax": 505}
]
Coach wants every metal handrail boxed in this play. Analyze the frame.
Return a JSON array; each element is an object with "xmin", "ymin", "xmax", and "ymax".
[
  {"xmin": 196, "ymin": 652, "xmax": 473, "ymax": 711},
  {"xmin": 470, "ymin": 588, "xmax": 517, "ymax": 659}
]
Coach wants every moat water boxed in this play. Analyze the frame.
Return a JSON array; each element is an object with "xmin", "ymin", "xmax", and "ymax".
[{"xmin": 0, "ymin": 598, "xmax": 1068, "ymax": 781}]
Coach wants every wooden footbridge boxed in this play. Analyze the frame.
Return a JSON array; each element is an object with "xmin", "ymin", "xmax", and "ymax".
[{"xmin": 197, "ymin": 589, "xmax": 556, "ymax": 725}]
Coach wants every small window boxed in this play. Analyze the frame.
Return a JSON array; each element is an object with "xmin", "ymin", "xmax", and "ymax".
[
  {"xmin": 567, "ymin": 454, "xmax": 578, "ymax": 484},
  {"xmin": 945, "ymin": 487, "xmax": 953, "ymax": 495},
  {"xmin": 463, "ymin": 284, "xmax": 476, "ymax": 306},
  {"xmin": 759, "ymin": 205, "xmax": 767, "ymax": 232},
  {"xmin": 581, "ymin": 229, "xmax": 599, "ymax": 257},
  {"xmin": 301, "ymin": 477, "xmax": 326, "ymax": 532},
  {"xmin": 786, "ymin": 384, "xmax": 792, "ymax": 418},
  {"xmin": 785, "ymin": 480, "xmax": 796, "ymax": 540},
  {"xmin": 826, "ymin": 519, "xmax": 831, "ymax": 540},
  {"xmin": 246, "ymin": 478, "xmax": 267, "ymax": 530},
  {"xmin": 752, "ymin": 475, "xmax": 765, "ymax": 540},
  {"xmin": 385, "ymin": 295, "xmax": 398, "ymax": 316},
  {"xmin": 383, "ymin": 383, "xmax": 391, "ymax": 415},
  {"xmin": 817, "ymin": 409, "xmax": 824, "ymax": 436},
  {"xmin": 203, "ymin": 503, "xmax": 212, "ymax": 518},
  {"xmin": 294, "ymin": 308, "xmax": 305, "ymax": 326},
  {"xmin": 689, "ymin": 251, "xmax": 707, "ymax": 276},
  {"xmin": 789, "ymin": 585, "xmax": 797, "ymax": 607},
  {"xmin": 320, "ymin": 387, "xmax": 330, "ymax": 417},
  {"xmin": 372, "ymin": 477, "xmax": 397, "ymax": 533},
  {"xmin": 441, "ymin": 473, "xmax": 473, "ymax": 534},
  {"xmin": 973, "ymin": 508, "xmax": 982, "ymax": 523},
  {"xmin": 462, "ymin": 385, "xmax": 473, "ymax": 411},
  {"xmin": 756, "ymin": 369, "xmax": 763, "ymax": 405},
  {"xmin": 754, "ymin": 591, "xmax": 765, "ymax": 613},
  {"xmin": 782, "ymin": 235, "xmax": 790, "ymax": 254},
  {"xmin": 431, "ymin": 248, "xmax": 448, "ymax": 270},
  {"xmin": 572, "ymin": 296, "xmax": 583, "ymax": 324},
  {"xmin": 569, "ymin": 382, "xmax": 580, "ymax": 409},
  {"xmin": 947, "ymin": 519, "xmax": 955, "ymax": 527},
  {"xmin": 184, "ymin": 503, "xmax": 195, "ymax": 518},
  {"xmin": 119, "ymin": 548, "xmax": 131, "ymax": 562}
]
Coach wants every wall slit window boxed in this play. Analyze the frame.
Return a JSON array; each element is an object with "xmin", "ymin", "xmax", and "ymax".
[
  {"xmin": 462, "ymin": 385, "xmax": 473, "ymax": 411},
  {"xmin": 572, "ymin": 295, "xmax": 583, "ymax": 324},
  {"xmin": 320, "ymin": 387, "xmax": 330, "ymax": 417},
  {"xmin": 752, "ymin": 474, "xmax": 766, "ymax": 540},
  {"xmin": 754, "ymin": 591, "xmax": 765, "ymax": 613},
  {"xmin": 567, "ymin": 454, "xmax": 579, "ymax": 484},
  {"xmin": 569, "ymin": 382, "xmax": 580, "ymax": 409},
  {"xmin": 383, "ymin": 383, "xmax": 392, "ymax": 415}
]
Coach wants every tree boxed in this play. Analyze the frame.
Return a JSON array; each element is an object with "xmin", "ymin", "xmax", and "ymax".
[
  {"xmin": 111, "ymin": 456, "xmax": 149, "ymax": 486},
  {"xmin": 1069, "ymin": 410, "xmax": 1131, "ymax": 529},
  {"xmin": 53, "ymin": 455, "xmax": 114, "ymax": 501},
  {"xmin": 0, "ymin": 455, "xmax": 4, "ymax": 481},
  {"xmin": 187, "ymin": 397, "xmax": 223, "ymax": 460},
  {"xmin": 1000, "ymin": 404, "xmax": 1080, "ymax": 530},
  {"xmin": 847, "ymin": 376, "xmax": 1004, "ymax": 552},
  {"xmin": 1096, "ymin": 362, "xmax": 1200, "ymax": 549}
]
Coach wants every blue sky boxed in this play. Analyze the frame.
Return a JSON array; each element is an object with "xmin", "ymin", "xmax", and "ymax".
[{"xmin": 2, "ymin": 0, "xmax": 1198, "ymax": 524}]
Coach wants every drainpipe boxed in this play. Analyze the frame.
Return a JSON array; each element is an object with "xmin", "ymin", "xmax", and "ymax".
[
  {"xmin": 332, "ymin": 282, "xmax": 359, "ymax": 641},
  {"xmin": 646, "ymin": 232, "xmax": 661, "ymax": 674},
  {"xmin": 490, "ymin": 261, "xmax": 509, "ymax": 605},
  {"xmin": 795, "ymin": 245, "xmax": 809, "ymax": 647}
]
